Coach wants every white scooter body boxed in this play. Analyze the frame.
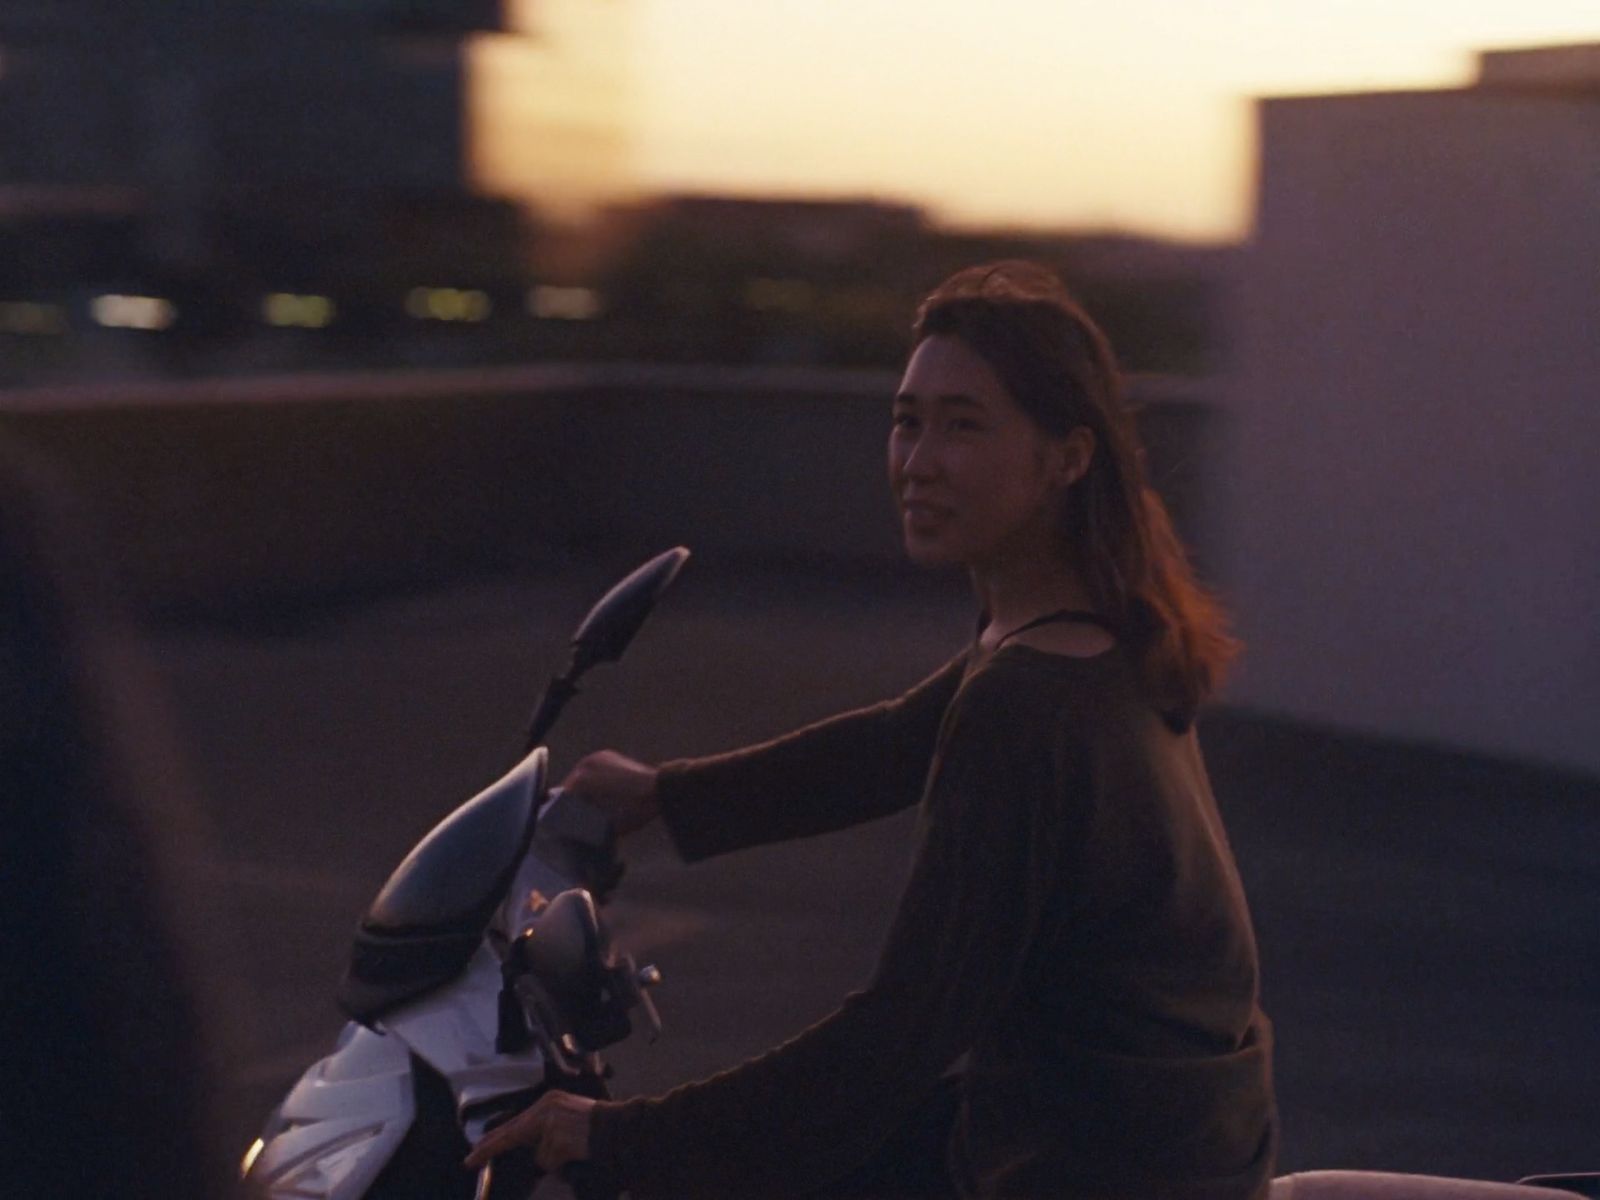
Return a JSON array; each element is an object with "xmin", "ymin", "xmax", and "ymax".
[
  {"xmin": 244, "ymin": 749, "xmax": 612, "ymax": 1200},
  {"xmin": 242, "ymin": 1021, "xmax": 417, "ymax": 1199},
  {"xmin": 244, "ymin": 952, "xmax": 549, "ymax": 1199}
]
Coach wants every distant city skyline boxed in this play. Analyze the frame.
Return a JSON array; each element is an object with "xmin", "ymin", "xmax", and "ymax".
[{"xmin": 477, "ymin": 0, "xmax": 1600, "ymax": 241}]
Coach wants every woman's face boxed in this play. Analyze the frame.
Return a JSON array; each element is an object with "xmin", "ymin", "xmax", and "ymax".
[{"xmin": 888, "ymin": 334, "xmax": 1085, "ymax": 570}]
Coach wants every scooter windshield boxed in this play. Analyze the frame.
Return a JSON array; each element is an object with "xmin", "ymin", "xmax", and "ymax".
[{"xmin": 364, "ymin": 747, "xmax": 548, "ymax": 933}]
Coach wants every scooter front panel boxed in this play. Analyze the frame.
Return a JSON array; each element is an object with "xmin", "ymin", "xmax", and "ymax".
[{"xmin": 246, "ymin": 1024, "xmax": 415, "ymax": 1199}]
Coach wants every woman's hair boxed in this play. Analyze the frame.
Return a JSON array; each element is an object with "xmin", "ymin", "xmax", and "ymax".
[{"xmin": 912, "ymin": 260, "xmax": 1238, "ymax": 729}]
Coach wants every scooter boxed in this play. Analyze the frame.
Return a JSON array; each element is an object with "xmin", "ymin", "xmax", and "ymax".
[{"xmin": 242, "ymin": 548, "xmax": 690, "ymax": 1200}]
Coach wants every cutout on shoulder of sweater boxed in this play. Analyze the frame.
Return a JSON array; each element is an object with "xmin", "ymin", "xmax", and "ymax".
[{"xmin": 1004, "ymin": 621, "xmax": 1116, "ymax": 659}]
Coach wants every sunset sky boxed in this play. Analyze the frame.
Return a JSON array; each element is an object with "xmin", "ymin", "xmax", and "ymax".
[{"xmin": 494, "ymin": 1, "xmax": 1600, "ymax": 242}]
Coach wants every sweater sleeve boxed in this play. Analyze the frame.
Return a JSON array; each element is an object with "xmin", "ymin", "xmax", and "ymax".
[
  {"xmin": 588, "ymin": 664, "xmax": 1075, "ymax": 1198},
  {"xmin": 655, "ymin": 651, "xmax": 968, "ymax": 863}
]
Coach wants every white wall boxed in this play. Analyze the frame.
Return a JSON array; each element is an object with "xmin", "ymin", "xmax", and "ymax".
[{"xmin": 1224, "ymin": 86, "xmax": 1600, "ymax": 774}]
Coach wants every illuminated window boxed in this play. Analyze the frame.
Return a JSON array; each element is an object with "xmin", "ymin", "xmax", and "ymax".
[
  {"xmin": 528, "ymin": 285, "xmax": 602, "ymax": 320},
  {"xmin": 263, "ymin": 293, "xmax": 337, "ymax": 328},
  {"xmin": 406, "ymin": 287, "xmax": 493, "ymax": 322},
  {"xmin": 90, "ymin": 295, "xmax": 176, "ymax": 331}
]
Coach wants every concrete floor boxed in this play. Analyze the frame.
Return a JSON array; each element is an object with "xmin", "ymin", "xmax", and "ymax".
[{"xmin": 145, "ymin": 562, "xmax": 1599, "ymax": 1185}]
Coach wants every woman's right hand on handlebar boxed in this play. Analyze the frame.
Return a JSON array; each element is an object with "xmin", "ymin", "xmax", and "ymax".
[{"xmin": 559, "ymin": 750, "xmax": 660, "ymax": 838}]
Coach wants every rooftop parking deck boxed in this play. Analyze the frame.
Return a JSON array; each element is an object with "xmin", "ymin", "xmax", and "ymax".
[{"xmin": 144, "ymin": 564, "xmax": 1598, "ymax": 1182}]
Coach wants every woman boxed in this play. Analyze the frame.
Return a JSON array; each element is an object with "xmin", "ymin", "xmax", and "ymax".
[{"xmin": 467, "ymin": 261, "xmax": 1277, "ymax": 1198}]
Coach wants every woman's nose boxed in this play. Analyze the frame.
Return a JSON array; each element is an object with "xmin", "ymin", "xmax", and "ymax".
[{"xmin": 898, "ymin": 435, "xmax": 941, "ymax": 481}]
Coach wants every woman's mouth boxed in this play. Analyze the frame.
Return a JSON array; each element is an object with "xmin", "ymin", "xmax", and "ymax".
[{"xmin": 902, "ymin": 501, "xmax": 953, "ymax": 531}]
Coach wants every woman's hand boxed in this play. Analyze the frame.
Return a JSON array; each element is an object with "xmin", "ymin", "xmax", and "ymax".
[
  {"xmin": 463, "ymin": 1090, "xmax": 596, "ymax": 1173},
  {"xmin": 560, "ymin": 749, "xmax": 660, "ymax": 837}
]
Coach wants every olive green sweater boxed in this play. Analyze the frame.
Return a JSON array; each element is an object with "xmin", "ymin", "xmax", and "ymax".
[{"xmin": 588, "ymin": 645, "xmax": 1277, "ymax": 1199}]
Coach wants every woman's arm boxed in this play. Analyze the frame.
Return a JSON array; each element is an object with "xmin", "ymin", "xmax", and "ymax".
[
  {"xmin": 588, "ymin": 666, "xmax": 1072, "ymax": 1197},
  {"xmin": 655, "ymin": 650, "xmax": 969, "ymax": 862}
]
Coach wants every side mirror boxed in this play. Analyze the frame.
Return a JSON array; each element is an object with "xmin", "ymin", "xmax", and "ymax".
[
  {"xmin": 570, "ymin": 547, "xmax": 690, "ymax": 672},
  {"xmin": 524, "ymin": 547, "xmax": 690, "ymax": 750}
]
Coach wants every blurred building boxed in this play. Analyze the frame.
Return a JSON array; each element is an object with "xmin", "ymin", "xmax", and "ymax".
[
  {"xmin": 591, "ymin": 193, "xmax": 1230, "ymax": 373},
  {"xmin": 1225, "ymin": 43, "xmax": 1600, "ymax": 774},
  {"xmin": 594, "ymin": 195, "xmax": 933, "ymax": 365},
  {"xmin": 0, "ymin": 1, "xmax": 631, "ymax": 352}
]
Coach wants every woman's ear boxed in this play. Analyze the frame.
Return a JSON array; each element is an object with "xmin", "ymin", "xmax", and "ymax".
[{"xmin": 1053, "ymin": 426, "xmax": 1095, "ymax": 488}]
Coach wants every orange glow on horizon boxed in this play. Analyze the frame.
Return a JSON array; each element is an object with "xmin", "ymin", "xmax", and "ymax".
[
  {"xmin": 473, "ymin": 1, "xmax": 1600, "ymax": 240},
  {"xmin": 467, "ymin": 0, "xmax": 637, "ymax": 223}
]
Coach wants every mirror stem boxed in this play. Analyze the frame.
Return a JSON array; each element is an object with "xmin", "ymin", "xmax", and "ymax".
[{"xmin": 525, "ymin": 671, "xmax": 581, "ymax": 752}]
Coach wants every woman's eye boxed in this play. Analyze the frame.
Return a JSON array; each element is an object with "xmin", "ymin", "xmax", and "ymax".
[
  {"xmin": 950, "ymin": 418, "xmax": 982, "ymax": 433},
  {"xmin": 892, "ymin": 413, "xmax": 919, "ymax": 430}
]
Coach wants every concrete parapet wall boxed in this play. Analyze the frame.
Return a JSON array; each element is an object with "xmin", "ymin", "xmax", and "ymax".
[
  {"xmin": 1230, "ymin": 88, "xmax": 1600, "ymax": 775},
  {"xmin": 0, "ymin": 364, "xmax": 1219, "ymax": 620}
]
